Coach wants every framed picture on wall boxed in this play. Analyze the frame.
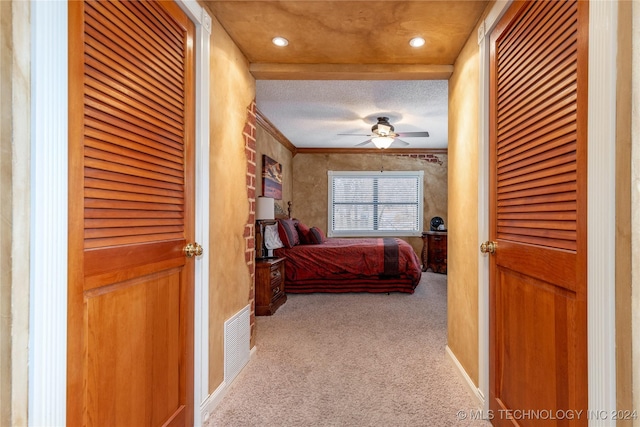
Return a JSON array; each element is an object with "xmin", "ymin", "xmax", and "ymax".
[{"xmin": 262, "ymin": 155, "xmax": 283, "ymax": 200}]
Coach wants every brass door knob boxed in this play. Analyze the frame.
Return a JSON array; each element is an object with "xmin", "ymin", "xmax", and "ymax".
[
  {"xmin": 480, "ymin": 241, "xmax": 497, "ymax": 254},
  {"xmin": 184, "ymin": 242, "xmax": 204, "ymax": 258}
]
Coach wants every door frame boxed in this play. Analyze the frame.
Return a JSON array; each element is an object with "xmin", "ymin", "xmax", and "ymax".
[
  {"xmin": 477, "ymin": 0, "xmax": 618, "ymax": 418},
  {"xmin": 27, "ymin": 1, "xmax": 211, "ymax": 425}
]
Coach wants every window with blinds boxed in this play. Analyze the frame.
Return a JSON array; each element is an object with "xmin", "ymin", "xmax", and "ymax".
[{"xmin": 328, "ymin": 171, "xmax": 424, "ymax": 237}]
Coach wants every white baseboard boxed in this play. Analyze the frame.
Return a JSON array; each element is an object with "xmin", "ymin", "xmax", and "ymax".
[
  {"xmin": 200, "ymin": 380, "xmax": 228, "ymax": 424},
  {"xmin": 200, "ymin": 346, "xmax": 258, "ymax": 424},
  {"xmin": 445, "ymin": 345, "xmax": 485, "ymax": 408}
]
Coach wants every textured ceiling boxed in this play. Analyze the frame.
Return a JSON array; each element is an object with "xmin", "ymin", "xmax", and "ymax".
[
  {"xmin": 204, "ymin": 1, "xmax": 489, "ymax": 149},
  {"xmin": 256, "ymin": 80, "xmax": 449, "ymax": 149}
]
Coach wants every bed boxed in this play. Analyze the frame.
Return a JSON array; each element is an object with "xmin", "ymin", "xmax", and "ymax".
[{"xmin": 270, "ymin": 218, "xmax": 422, "ymax": 294}]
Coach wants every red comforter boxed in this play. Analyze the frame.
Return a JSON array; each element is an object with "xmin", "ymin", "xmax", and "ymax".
[{"xmin": 274, "ymin": 237, "xmax": 422, "ymax": 293}]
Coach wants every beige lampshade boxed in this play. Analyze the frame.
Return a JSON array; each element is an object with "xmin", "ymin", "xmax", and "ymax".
[{"xmin": 256, "ymin": 196, "xmax": 275, "ymax": 220}]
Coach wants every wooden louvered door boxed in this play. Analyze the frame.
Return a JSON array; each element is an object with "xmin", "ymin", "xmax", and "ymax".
[
  {"xmin": 68, "ymin": 1, "xmax": 195, "ymax": 426},
  {"xmin": 488, "ymin": 1, "xmax": 588, "ymax": 426}
]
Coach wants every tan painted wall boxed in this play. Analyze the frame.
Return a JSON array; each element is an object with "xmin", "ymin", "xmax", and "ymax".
[
  {"xmin": 1, "ymin": 3, "xmax": 13, "ymax": 424},
  {"xmin": 206, "ymin": 12, "xmax": 256, "ymax": 391},
  {"xmin": 447, "ymin": 16, "xmax": 481, "ymax": 385},
  {"xmin": 631, "ymin": 1, "xmax": 640, "ymax": 424},
  {"xmin": 255, "ymin": 126, "xmax": 293, "ymax": 216},
  {"xmin": 291, "ymin": 153, "xmax": 447, "ymax": 256},
  {"xmin": 616, "ymin": 1, "xmax": 634, "ymax": 423},
  {"xmin": 1, "ymin": 1, "xmax": 30, "ymax": 425}
]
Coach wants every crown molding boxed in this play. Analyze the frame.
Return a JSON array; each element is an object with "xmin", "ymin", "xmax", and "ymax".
[
  {"xmin": 255, "ymin": 109, "xmax": 297, "ymax": 155},
  {"xmin": 250, "ymin": 63, "xmax": 453, "ymax": 80},
  {"xmin": 294, "ymin": 147, "xmax": 448, "ymax": 156}
]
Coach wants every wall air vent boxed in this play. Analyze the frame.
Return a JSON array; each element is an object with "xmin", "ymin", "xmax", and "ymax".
[{"xmin": 224, "ymin": 305, "xmax": 251, "ymax": 383}]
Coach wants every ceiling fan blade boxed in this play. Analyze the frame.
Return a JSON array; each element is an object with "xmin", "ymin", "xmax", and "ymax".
[
  {"xmin": 354, "ymin": 139, "xmax": 373, "ymax": 147},
  {"xmin": 395, "ymin": 131, "xmax": 430, "ymax": 138},
  {"xmin": 338, "ymin": 133, "xmax": 372, "ymax": 137},
  {"xmin": 392, "ymin": 138, "xmax": 410, "ymax": 146}
]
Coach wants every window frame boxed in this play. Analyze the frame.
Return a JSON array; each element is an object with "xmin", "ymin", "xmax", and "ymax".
[{"xmin": 327, "ymin": 170, "xmax": 424, "ymax": 237}]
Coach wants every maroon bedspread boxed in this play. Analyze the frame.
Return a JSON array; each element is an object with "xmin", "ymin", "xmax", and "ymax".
[{"xmin": 274, "ymin": 237, "xmax": 422, "ymax": 293}]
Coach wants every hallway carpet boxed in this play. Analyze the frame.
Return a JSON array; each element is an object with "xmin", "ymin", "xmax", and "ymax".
[{"xmin": 204, "ymin": 272, "xmax": 491, "ymax": 427}]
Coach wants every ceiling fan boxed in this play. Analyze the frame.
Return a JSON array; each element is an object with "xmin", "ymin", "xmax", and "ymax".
[{"xmin": 339, "ymin": 117, "xmax": 430, "ymax": 149}]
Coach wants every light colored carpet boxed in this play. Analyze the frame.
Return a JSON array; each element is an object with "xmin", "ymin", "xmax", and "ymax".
[{"xmin": 204, "ymin": 272, "xmax": 491, "ymax": 427}]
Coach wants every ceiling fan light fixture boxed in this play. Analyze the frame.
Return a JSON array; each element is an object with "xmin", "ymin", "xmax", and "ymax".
[
  {"xmin": 371, "ymin": 117, "xmax": 394, "ymax": 136},
  {"xmin": 375, "ymin": 123, "xmax": 392, "ymax": 136},
  {"xmin": 409, "ymin": 37, "xmax": 425, "ymax": 48},
  {"xmin": 371, "ymin": 136, "xmax": 394, "ymax": 149},
  {"xmin": 272, "ymin": 36, "xmax": 289, "ymax": 47}
]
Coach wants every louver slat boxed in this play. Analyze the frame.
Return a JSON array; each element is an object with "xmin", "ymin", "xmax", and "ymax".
[
  {"xmin": 495, "ymin": 0, "xmax": 578, "ymax": 251},
  {"xmin": 85, "ymin": 114, "xmax": 183, "ymax": 155},
  {"xmin": 89, "ymin": 0, "xmax": 184, "ymax": 78},
  {"xmin": 83, "ymin": 50, "xmax": 183, "ymax": 114},
  {"xmin": 84, "ymin": 146, "xmax": 183, "ymax": 179},
  {"xmin": 497, "ymin": 3, "xmax": 576, "ymax": 104},
  {"xmin": 84, "ymin": 169, "xmax": 182, "ymax": 192},
  {"xmin": 83, "ymin": 0, "xmax": 186, "ymax": 249},
  {"xmin": 84, "ymin": 133, "xmax": 183, "ymax": 170},
  {"xmin": 84, "ymin": 19, "xmax": 183, "ymax": 104}
]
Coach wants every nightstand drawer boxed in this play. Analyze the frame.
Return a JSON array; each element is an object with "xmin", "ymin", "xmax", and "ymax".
[
  {"xmin": 270, "ymin": 267, "xmax": 282, "ymax": 285},
  {"xmin": 255, "ymin": 257, "xmax": 287, "ymax": 316},
  {"xmin": 421, "ymin": 231, "xmax": 447, "ymax": 274},
  {"xmin": 271, "ymin": 282, "xmax": 283, "ymax": 298}
]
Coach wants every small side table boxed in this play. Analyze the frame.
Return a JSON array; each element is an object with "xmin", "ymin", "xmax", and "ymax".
[
  {"xmin": 421, "ymin": 231, "xmax": 447, "ymax": 274},
  {"xmin": 255, "ymin": 257, "xmax": 287, "ymax": 315}
]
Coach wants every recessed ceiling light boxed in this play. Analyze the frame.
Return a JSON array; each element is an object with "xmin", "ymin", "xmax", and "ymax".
[
  {"xmin": 272, "ymin": 36, "xmax": 289, "ymax": 47},
  {"xmin": 409, "ymin": 37, "xmax": 425, "ymax": 48}
]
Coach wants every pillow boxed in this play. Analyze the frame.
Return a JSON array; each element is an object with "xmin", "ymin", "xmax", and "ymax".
[
  {"xmin": 295, "ymin": 221, "xmax": 312, "ymax": 244},
  {"xmin": 307, "ymin": 227, "xmax": 326, "ymax": 244},
  {"xmin": 264, "ymin": 224, "xmax": 284, "ymax": 249},
  {"xmin": 278, "ymin": 219, "xmax": 300, "ymax": 248}
]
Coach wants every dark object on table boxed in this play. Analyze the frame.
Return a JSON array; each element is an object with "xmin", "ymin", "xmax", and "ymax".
[{"xmin": 430, "ymin": 216, "xmax": 445, "ymax": 231}]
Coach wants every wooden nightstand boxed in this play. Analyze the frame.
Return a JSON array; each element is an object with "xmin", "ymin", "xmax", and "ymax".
[
  {"xmin": 421, "ymin": 231, "xmax": 447, "ymax": 274},
  {"xmin": 255, "ymin": 257, "xmax": 287, "ymax": 315}
]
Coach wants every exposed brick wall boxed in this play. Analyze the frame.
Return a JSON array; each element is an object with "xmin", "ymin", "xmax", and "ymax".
[
  {"xmin": 244, "ymin": 100, "xmax": 257, "ymax": 348},
  {"xmin": 393, "ymin": 153, "xmax": 444, "ymax": 165}
]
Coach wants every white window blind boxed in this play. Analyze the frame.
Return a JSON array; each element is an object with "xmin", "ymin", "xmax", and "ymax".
[{"xmin": 328, "ymin": 171, "xmax": 424, "ymax": 237}]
